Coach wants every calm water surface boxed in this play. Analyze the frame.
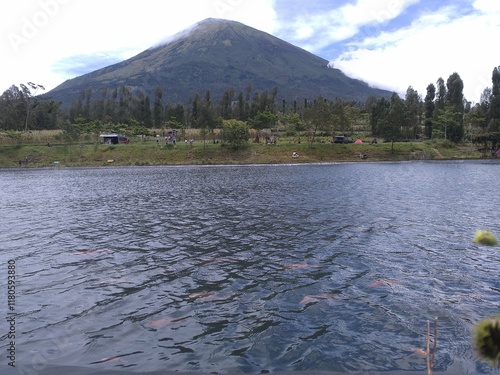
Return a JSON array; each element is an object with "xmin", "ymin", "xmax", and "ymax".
[{"xmin": 0, "ymin": 161, "xmax": 499, "ymax": 375}]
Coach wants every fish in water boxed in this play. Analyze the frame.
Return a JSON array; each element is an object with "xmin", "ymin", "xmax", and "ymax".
[
  {"xmin": 411, "ymin": 347, "xmax": 427, "ymax": 357},
  {"xmin": 299, "ymin": 293, "xmax": 344, "ymax": 305},
  {"xmin": 368, "ymin": 279, "xmax": 402, "ymax": 287},
  {"xmin": 145, "ymin": 316, "xmax": 190, "ymax": 328}
]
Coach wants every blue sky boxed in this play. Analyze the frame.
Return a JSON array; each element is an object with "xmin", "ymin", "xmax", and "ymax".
[{"xmin": 1, "ymin": 0, "xmax": 499, "ymax": 102}]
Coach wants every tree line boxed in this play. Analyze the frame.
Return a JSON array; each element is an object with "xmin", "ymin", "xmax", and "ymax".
[{"xmin": 1, "ymin": 66, "xmax": 499, "ymax": 148}]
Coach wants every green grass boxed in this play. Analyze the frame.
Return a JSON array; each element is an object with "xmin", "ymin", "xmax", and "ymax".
[{"xmin": 0, "ymin": 130, "xmax": 485, "ymax": 168}]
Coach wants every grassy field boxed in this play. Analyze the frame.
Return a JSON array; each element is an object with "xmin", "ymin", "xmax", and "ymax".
[{"xmin": 0, "ymin": 130, "xmax": 486, "ymax": 168}]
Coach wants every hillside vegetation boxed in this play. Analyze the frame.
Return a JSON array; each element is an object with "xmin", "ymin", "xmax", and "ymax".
[{"xmin": 46, "ymin": 18, "xmax": 391, "ymax": 106}]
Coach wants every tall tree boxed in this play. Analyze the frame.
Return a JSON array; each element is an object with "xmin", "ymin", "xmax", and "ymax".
[
  {"xmin": 303, "ymin": 96, "xmax": 332, "ymax": 145},
  {"xmin": 20, "ymin": 82, "xmax": 45, "ymax": 131},
  {"xmin": 331, "ymin": 99, "xmax": 350, "ymax": 135},
  {"xmin": 370, "ymin": 97, "xmax": 390, "ymax": 137},
  {"xmin": 93, "ymin": 88, "xmax": 107, "ymax": 122},
  {"xmin": 199, "ymin": 90, "xmax": 217, "ymax": 138},
  {"xmin": 83, "ymin": 87, "xmax": 92, "ymax": 120},
  {"xmin": 190, "ymin": 93, "xmax": 201, "ymax": 127},
  {"xmin": 153, "ymin": 87, "xmax": 164, "ymax": 128},
  {"xmin": 445, "ymin": 72, "xmax": 465, "ymax": 142},
  {"xmin": 117, "ymin": 85, "xmax": 132, "ymax": 123},
  {"xmin": 446, "ymin": 72, "xmax": 465, "ymax": 113},
  {"xmin": 165, "ymin": 104, "xmax": 185, "ymax": 126},
  {"xmin": 235, "ymin": 91, "xmax": 245, "ymax": 120},
  {"xmin": 405, "ymin": 86, "xmax": 420, "ymax": 139},
  {"xmin": 435, "ymin": 77, "xmax": 446, "ymax": 111},
  {"xmin": 219, "ymin": 87, "xmax": 234, "ymax": 120},
  {"xmin": 424, "ymin": 83, "xmax": 436, "ymax": 139},
  {"xmin": 0, "ymin": 85, "xmax": 26, "ymax": 130},
  {"xmin": 104, "ymin": 88, "xmax": 118, "ymax": 123},
  {"xmin": 384, "ymin": 93, "xmax": 406, "ymax": 141},
  {"xmin": 488, "ymin": 66, "xmax": 500, "ymax": 131},
  {"xmin": 143, "ymin": 95, "xmax": 152, "ymax": 127}
]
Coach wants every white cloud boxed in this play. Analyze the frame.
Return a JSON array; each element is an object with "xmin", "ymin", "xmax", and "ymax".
[
  {"xmin": 341, "ymin": 0, "xmax": 420, "ymax": 25},
  {"xmin": 0, "ymin": 0, "xmax": 277, "ymax": 92},
  {"xmin": 473, "ymin": 0, "xmax": 500, "ymax": 13},
  {"xmin": 1, "ymin": 0, "xmax": 498, "ymax": 105},
  {"xmin": 332, "ymin": 4, "xmax": 500, "ymax": 102},
  {"xmin": 278, "ymin": 0, "xmax": 419, "ymax": 51}
]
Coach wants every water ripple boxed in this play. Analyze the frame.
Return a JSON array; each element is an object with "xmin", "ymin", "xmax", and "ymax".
[{"xmin": 1, "ymin": 163, "xmax": 499, "ymax": 374}]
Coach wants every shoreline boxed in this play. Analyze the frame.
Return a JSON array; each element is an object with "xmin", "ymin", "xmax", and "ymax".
[{"xmin": 0, "ymin": 139, "xmax": 491, "ymax": 169}]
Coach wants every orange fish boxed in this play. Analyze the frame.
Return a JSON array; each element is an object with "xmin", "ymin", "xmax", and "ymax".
[
  {"xmin": 299, "ymin": 293, "xmax": 343, "ymax": 305},
  {"xmin": 411, "ymin": 347, "xmax": 427, "ymax": 357},
  {"xmin": 189, "ymin": 291, "xmax": 215, "ymax": 299},
  {"xmin": 145, "ymin": 316, "xmax": 189, "ymax": 328},
  {"xmin": 282, "ymin": 263, "xmax": 314, "ymax": 270},
  {"xmin": 368, "ymin": 279, "xmax": 402, "ymax": 287}
]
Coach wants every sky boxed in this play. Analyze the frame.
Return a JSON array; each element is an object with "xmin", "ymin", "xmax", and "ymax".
[{"xmin": 1, "ymin": 0, "xmax": 499, "ymax": 103}]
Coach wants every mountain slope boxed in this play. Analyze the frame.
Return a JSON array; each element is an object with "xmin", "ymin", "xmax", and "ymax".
[{"xmin": 48, "ymin": 18, "xmax": 391, "ymax": 105}]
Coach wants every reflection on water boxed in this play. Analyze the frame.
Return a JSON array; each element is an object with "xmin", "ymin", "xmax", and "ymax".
[{"xmin": 0, "ymin": 161, "xmax": 499, "ymax": 374}]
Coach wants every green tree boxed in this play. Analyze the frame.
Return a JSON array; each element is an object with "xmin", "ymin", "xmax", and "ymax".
[
  {"xmin": 436, "ymin": 77, "xmax": 446, "ymax": 111},
  {"xmin": 190, "ymin": 93, "xmax": 201, "ymax": 127},
  {"xmin": 280, "ymin": 112, "xmax": 303, "ymax": 133},
  {"xmin": 165, "ymin": 104, "xmax": 185, "ymax": 126},
  {"xmin": 424, "ymin": 83, "xmax": 436, "ymax": 139},
  {"xmin": 250, "ymin": 110, "xmax": 277, "ymax": 130},
  {"xmin": 32, "ymin": 100, "xmax": 61, "ymax": 130},
  {"xmin": 153, "ymin": 87, "xmax": 164, "ymax": 128},
  {"xmin": 221, "ymin": 119, "xmax": 249, "ymax": 148},
  {"xmin": 83, "ymin": 87, "xmax": 92, "ymax": 120},
  {"xmin": 331, "ymin": 99, "xmax": 350, "ymax": 135},
  {"xmin": 0, "ymin": 85, "xmax": 26, "ymax": 130},
  {"xmin": 303, "ymin": 97, "xmax": 332, "ymax": 145},
  {"xmin": 434, "ymin": 105, "xmax": 460, "ymax": 141},
  {"xmin": 444, "ymin": 72, "xmax": 465, "ymax": 142},
  {"xmin": 383, "ymin": 93, "xmax": 406, "ymax": 141},
  {"xmin": 371, "ymin": 97, "xmax": 391, "ymax": 137},
  {"xmin": 104, "ymin": 88, "xmax": 117, "ymax": 123},
  {"xmin": 219, "ymin": 87, "xmax": 234, "ymax": 119},
  {"xmin": 405, "ymin": 86, "xmax": 421, "ymax": 139},
  {"xmin": 117, "ymin": 85, "xmax": 132, "ymax": 124},
  {"xmin": 133, "ymin": 92, "xmax": 152, "ymax": 127},
  {"xmin": 93, "ymin": 88, "xmax": 107, "ymax": 122},
  {"xmin": 488, "ymin": 66, "xmax": 500, "ymax": 132},
  {"xmin": 235, "ymin": 91, "xmax": 245, "ymax": 120},
  {"xmin": 20, "ymin": 82, "xmax": 45, "ymax": 131}
]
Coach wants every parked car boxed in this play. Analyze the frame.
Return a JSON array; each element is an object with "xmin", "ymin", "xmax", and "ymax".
[{"xmin": 333, "ymin": 136, "xmax": 354, "ymax": 144}]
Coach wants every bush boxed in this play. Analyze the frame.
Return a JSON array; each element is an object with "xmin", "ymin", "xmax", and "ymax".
[{"xmin": 221, "ymin": 120, "xmax": 249, "ymax": 149}]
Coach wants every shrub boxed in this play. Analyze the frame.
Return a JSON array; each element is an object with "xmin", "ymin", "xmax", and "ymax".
[{"xmin": 221, "ymin": 120, "xmax": 249, "ymax": 149}]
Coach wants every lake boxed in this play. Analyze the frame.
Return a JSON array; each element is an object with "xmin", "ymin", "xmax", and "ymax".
[{"xmin": 0, "ymin": 161, "xmax": 499, "ymax": 375}]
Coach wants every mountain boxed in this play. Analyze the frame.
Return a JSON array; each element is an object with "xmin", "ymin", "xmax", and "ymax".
[{"xmin": 47, "ymin": 18, "xmax": 392, "ymax": 106}]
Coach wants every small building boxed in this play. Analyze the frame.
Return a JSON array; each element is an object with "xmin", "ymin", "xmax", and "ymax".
[{"xmin": 100, "ymin": 133, "xmax": 129, "ymax": 144}]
